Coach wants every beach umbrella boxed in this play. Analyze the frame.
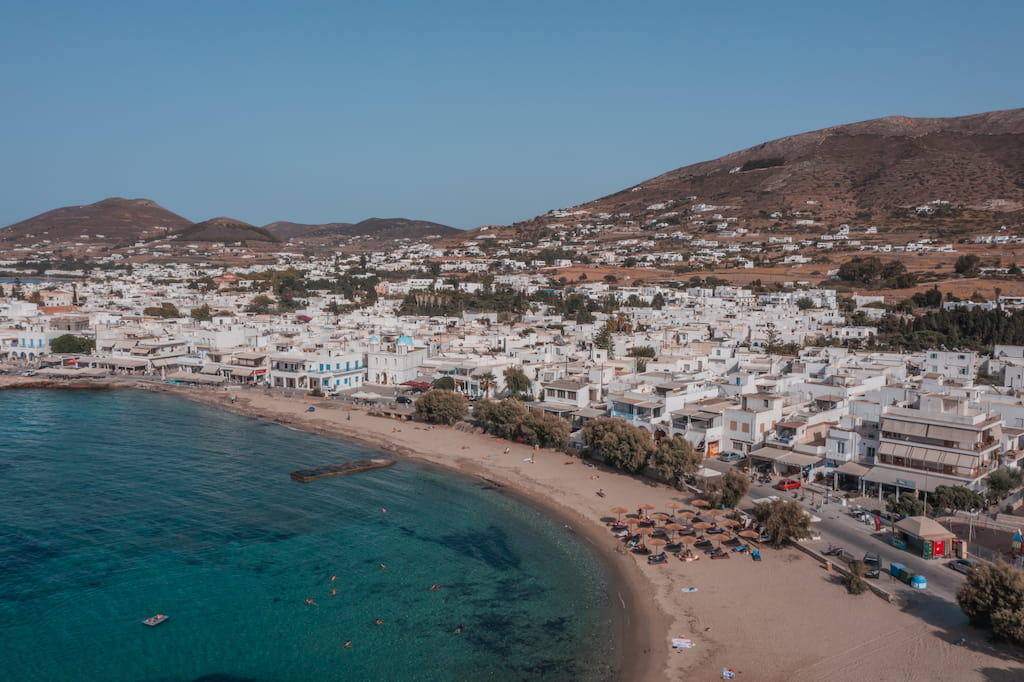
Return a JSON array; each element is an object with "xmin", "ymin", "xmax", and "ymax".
[
  {"xmin": 648, "ymin": 538, "xmax": 667, "ymax": 552},
  {"xmin": 693, "ymin": 521, "xmax": 714, "ymax": 530},
  {"xmin": 666, "ymin": 502, "xmax": 683, "ymax": 512},
  {"xmin": 738, "ymin": 529, "xmax": 759, "ymax": 539},
  {"xmin": 679, "ymin": 510, "xmax": 697, "ymax": 519},
  {"xmin": 704, "ymin": 508, "xmax": 726, "ymax": 517},
  {"xmin": 651, "ymin": 512, "xmax": 670, "ymax": 521},
  {"xmin": 719, "ymin": 519, "xmax": 741, "ymax": 529},
  {"xmin": 637, "ymin": 504, "xmax": 656, "ymax": 514},
  {"xmin": 678, "ymin": 535, "xmax": 698, "ymax": 545},
  {"xmin": 624, "ymin": 517, "xmax": 642, "ymax": 526},
  {"xmin": 665, "ymin": 523, "xmax": 685, "ymax": 533},
  {"xmin": 692, "ymin": 499, "xmax": 711, "ymax": 508},
  {"xmin": 611, "ymin": 506, "xmax": 629, "ymax": 520}
]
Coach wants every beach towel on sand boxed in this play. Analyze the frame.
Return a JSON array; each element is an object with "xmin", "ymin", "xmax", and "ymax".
[{"xmin": 672, "ymin": 638, "xmax": 693, "ymax": 648}]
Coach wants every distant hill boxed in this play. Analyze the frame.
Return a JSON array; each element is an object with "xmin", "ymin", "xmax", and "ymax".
[
  {"xmin": 175, "ymin": 217, "xmax": 280, "ymax": 243},
  {"xmin": 478, "ymin": 108, "xmax": 1024, "ymax": 241},
  {"xmin": 263, "ymin": 220, "xmax": 354, "ymax": 240},
  {"xmin": 0, "ymin": 197, "xmax": 192, "ymax": 245},
  {"xmin": 289, "ymin": 217, "xmax": 461, "ymax": 242}
]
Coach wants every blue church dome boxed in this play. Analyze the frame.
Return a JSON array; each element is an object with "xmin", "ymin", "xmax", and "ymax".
[{"xmin": 396, "ymin": 335, "xmax": 414, "ymax": 345}]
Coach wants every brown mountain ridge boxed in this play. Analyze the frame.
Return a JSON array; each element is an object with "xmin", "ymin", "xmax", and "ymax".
[{"xmin": 480, "ymin": 108, "xmax": 1024, "ymax": 242}]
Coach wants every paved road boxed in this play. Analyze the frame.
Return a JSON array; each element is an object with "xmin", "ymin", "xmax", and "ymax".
[{"xmin": 706, "ymin": 458, "xmax": 970, "ymax": 629}]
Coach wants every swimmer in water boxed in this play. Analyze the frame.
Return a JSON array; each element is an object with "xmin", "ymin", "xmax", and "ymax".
[
  {"xmin": 330, "ymin": 575, "xmax": 337, "ymax": 582},
  {"xmin": 381, "ymin": 508, "xmax": 387, "ymax": 514},
  {"xmin": 453, "ymin": 624, "xmax": 464, "ymax": 634},
  {"xmin": 374, "ymin": 619, "xmax": 384, "ymax": 626},
  {"xmin": 305, "ymin": 598, "xmax": 317, "ymax": 606},
  {"xmin": 380, "ymin": 563, "xmax": 387, "ymax": 570},
  {"xmin": 344, "ymin": 641, "xmax": 352, "ymax": 648},
  {"xmin": 331, "ymin": 588, "xmax": 337, "ymax": 597},
  {"xmin": 429, "ymin": 584, "xmax": 441, "ymax": 591}
]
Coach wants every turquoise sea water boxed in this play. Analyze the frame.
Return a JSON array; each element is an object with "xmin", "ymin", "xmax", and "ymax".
[{"xmin": 0, "ymin": 390, "xmax": 619, "ymax": 681}]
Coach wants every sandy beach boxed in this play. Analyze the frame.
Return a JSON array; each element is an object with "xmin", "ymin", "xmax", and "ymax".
[{"xmin": 8, "ymin": 377, "xmax": 1024, "ymax": 680}]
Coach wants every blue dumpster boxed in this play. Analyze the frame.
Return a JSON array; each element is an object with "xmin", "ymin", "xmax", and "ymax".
[
  {"xmin": 911, "ymin": 575, "xmax": 927, "ymax": 590},
  {"xmin": 890, "ymin": 562, "xmax": 905, "ymax": 579}
]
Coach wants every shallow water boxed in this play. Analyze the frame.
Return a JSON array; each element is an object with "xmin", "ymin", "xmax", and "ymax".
[{"xmin": 0, "ymin": 390, "xmax": 618, "ymax": 681}]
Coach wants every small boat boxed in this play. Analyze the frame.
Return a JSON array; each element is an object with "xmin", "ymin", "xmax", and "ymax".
[{"xmin": 143, "ymin": 614, "xmax": 169, "ymax": 627}]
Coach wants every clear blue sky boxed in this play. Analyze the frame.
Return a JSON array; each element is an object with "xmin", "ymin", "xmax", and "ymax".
[{"xmin": 2, "ymin": 1, "xmax": 1021, "ymax": 230}]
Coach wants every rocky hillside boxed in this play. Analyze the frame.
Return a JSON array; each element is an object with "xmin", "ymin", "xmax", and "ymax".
[
  {"xmin": 0, "ymin": 197, "xmax": 192, "ymax": 247},
  {"xmin": 480, "ymin": 108, "xmax": 1024, "ymax": 242},
  {"xmin": 175, "ymin": 217, "xmax": 280, "ymax": 243}
]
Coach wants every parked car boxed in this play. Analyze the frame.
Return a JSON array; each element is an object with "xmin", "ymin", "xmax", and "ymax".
[
  {"xmin": 776, "ymin": 478, "xmax": 801, "ymax": 491},
  {"xmin": 863, "ymin": 552, "xmax": 881, "ymax": 579},
  {"xmin": 947, "ymin": 558, "xmax": 977, "ymax": 575},
  {"xmin": 719, "ymin": 451, "xmax": 743, "ymax": 462},
  {"xmin": 396, "ymin": 395, "xmax": 413, "ymax": 404}
]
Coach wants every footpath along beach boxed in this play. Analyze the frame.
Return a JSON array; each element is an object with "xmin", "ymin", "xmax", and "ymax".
[{"xmin": 7, "ymin": 376, "xmax": 1024, "ymax": 681}]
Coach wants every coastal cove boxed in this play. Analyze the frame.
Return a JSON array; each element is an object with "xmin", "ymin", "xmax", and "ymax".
[
  {"xmin": 4, "ymin": 379, "xmax": 1023, "ymax": 681},
  {"xmin": 0, "ymin": 388, "xmax": 626, "ymax": 682}
]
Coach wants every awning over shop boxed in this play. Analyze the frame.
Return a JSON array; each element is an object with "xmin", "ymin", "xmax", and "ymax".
[
  {"xmin": 572, "ymin": 407, "xmax": 608, "ymax": 419},
  {"xmin": 166, "ymin": 371, "xmax": 226, "ymax": 385},
  {"xmin": 862, "ymin": 467, "xmax": 944, "ymax": 493},
  {"xmin": 749, "ymin": 446, "xmax": 792, "ymax": 462},
  {"xmin": 151, "ymin": 356, "xmax": 187, "ymax": 368},
  {"xmin": 777, "ymin": 452, "xmax": 823, "ymax": 468},
  {"xmin": 835, "ymin": 461, "xmax": 870, "ymax": 477}
]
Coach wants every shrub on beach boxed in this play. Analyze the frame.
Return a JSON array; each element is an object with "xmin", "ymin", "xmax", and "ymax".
[
  {"xmin": 704, "ymin": 469, "xmax": 750, "ymax": 508},
  {"xmin": 473, "ymin": 399, "xmax": 569, "ymax": 449},
  {"xmin": 844, "ymin": 561, "xmax": 869, "ymax": 595},
  {"xmin": 519, "ymin": 411, "xmax": 570, "ymax": 450},
  {"xmin": 957, "ymin": 560, "xmax": 1024, "ymax": 645},
  {"xmin": 752, "ymin": 499, "xmax": 812, "ymax": 548},
  {"xmin": 648, "ymin": 436, "xmax": 700, "ymax": 489},
  {"xmin": 414, "ymin": 389, "xmax": 467, "ymax": 425},
  {"xmin": 582, "ymin": 418, "xmax": 653, "ymax": 474}
]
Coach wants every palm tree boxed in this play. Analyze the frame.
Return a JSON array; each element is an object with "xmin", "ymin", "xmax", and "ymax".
[{"xmin": 478, "ymin": 371, "xmax": 497, "ymax": 399}]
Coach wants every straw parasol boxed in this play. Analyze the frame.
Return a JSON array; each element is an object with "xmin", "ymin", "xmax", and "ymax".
[
  {"xmin": 678, "ymin": 535, "xmax": 698, "ymax": 545},
  {"xmin": 719, "ymin": 519, "xmax": 741, "ymax": 529},
  {"xmin": 679, "ymin": 510, "xmax": 697, "ymax": 519},
  {"xmin": 704, "ymin": 508, "xmax": 726, "ymax": 517},
  {"xmin": 651, "ymin": 512, "xmax": 670, "ymax": 521},
  {"xmin": 638, "ymin": 503, "xmax": 656, "ymax": 512},
  {"xmin": 691, "ymin": 499, "xmax": 711, "ymax": 508},
  {"xmin": 624, "ymin": 517, "xmax": 642, "ymax": 527},
  {"xmin": 666, "ymin": 502, "xmax": 683, "ymax": 512},
  {"xmin": 610, "ymin": 506, "xmax": 629, "ymax": 520},
  {"xmin": 648, "ymin": 538, "xmax": 667, "ymax": 552},
  {"xmin": 738, "ymin": 529, "xmax": 760, "ymax": 539},
  {"xmin": 692, "ymin": 521, "xmax": 714, "ymax": 530},
  {"xmin": 665, "ymin": 523, "xmax": 685, "ymax": 533}
]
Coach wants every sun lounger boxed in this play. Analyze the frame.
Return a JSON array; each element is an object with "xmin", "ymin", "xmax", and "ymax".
[
  {"xmin": 751, "ymin": 550, "xmax": 762, "ymax": 561},
  {"xmin": 694, "ymin": 539, "xmax": 713, "ymax": 548},
  {"xmin": 679, "ymin": 528, "xmax": 696, "ymax": 536},
  {"xmin": 706, "ymin": 528, "xmax": 724, "ymax": 534},
  {"xmin": 647, "ymin": 553, "xmax": 668, "ymax": 564},
  {"xmin": 732, "ymin": 545, "xmax": 750, "ymax": 553},
  {"xmin": 710, "ymin": 552, "xmax": 731, "ymax": 560},
  {"xmin": 722, "ymin": 537, "xmax": 740, "ymax": 546},
  {"xmin": 631, "ymin": 545, "xmax": 651, "ymax": 555},
  {"xmin": 665, "ymin": 542, "xmax": 683, "ymax": 552}
]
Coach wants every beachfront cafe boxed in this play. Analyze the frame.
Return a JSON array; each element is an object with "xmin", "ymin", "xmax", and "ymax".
[{"xmin": 891, "ymin": 516, "xmax": 960, "ymax": 559}]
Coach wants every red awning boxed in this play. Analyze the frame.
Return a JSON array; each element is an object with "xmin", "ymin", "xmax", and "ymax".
[{"xmin": 401, "ymin": 381, "xmax": 432, "ymax": 389}]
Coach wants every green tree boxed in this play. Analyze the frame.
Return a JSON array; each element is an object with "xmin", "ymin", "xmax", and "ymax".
[
  {"xmin": 886, "ymin": 492, "xmax": 926, "ymax": 518},
  {"xmin": 628, "ymin": 346, "xmax": 656, "ymax": 358},
  {"xmin": 706, "ymin": 469, "xmax": 751, "ymax": 508},
  {"xmin": 931, "ymin": 485, "xmax": 984, "ymax": 514},
  {"xmin": 986, "ymin": 467, "xmax": 1024, "ymax": 501},
  {"xmin": 477, "ymin": 371, "xmax": 497, "ymax": 399},
  {"xmin": 957, "ymin": 560, "xmax": 1024, "ymax": 645},
  {"xmin": 845, "ymin": 560, "xmax": 869, "ymax": 595},
  {"xmin": 594, "ymin": 324, "xmax": 613, "ymax": 355},
  {"xmin": 796, "ymin": 296, "xmax": 815, "ymax": 310},
  {"xmin": 503, "ymin": 366, "xmax": 532, "ymax": 397},
  {"xmin": 753, "ymin": 499, "xmax": 812, "ymax": 548},
  {"xmin": 143, "ymin": 302, "xmax": 181, "ymax": 318},
  {"xmin": 190, "ymin": 303, "xmax": 213, "ymax": 321},
  {"xmin": 519, "ymin": 411, "xmax": 570, "ymax": 450},
  {"xmin": 49, "ymin": 334, "xmax": 95, "ymax": 354},
  {"xmin": 473, "ymin": 398, "xmax": 529, "ymax": 439},
  {"xmin": 582, "ymin": 417, "xmax": 653, "ymax": 473},
  {"xmin": 245, "ymin": 295, "xmax": 275, "ymax": 314},
  {"xmin": 648, "ymin": 436, "xmax": 700, "ymax": 488},
  {"xmin": 414, "ymin": 389, "xmax": 467, "ymax": 425},
  {"xmin": 955, "ymin": 254, "xmax": 981, "ymax": 277},
  {"xmin": 651, "ymin": 293, "xmax": 665, "ymax": 310},
  {"xmin": 432, "ymin": 376, "xmax": 456, "ymax": 391}
]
